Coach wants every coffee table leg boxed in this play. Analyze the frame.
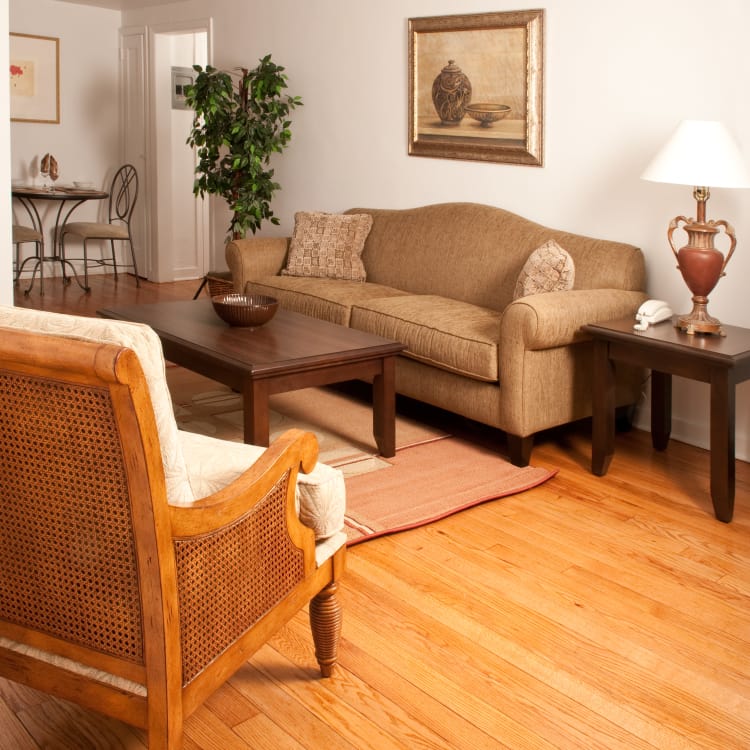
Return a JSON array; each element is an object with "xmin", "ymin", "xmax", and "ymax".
[
  {"xmin": 591, "ymin": 339, "xmax": 615, "ymax": 476},
  {"xmin": 372, "ymin": 355, "xmax": 397, "ymax": 458},
  {"xmin": 710, "ymin": 369, "xmax": 735, "ymax": 523},
  {"xmin": 243, "ymin": 378, "xmax": 270, "ymax": 447}
]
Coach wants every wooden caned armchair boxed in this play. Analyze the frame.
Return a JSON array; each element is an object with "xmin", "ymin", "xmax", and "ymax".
[{"xmin": 0, "ymin": 308, "xmax": 347, "ymax": 749}]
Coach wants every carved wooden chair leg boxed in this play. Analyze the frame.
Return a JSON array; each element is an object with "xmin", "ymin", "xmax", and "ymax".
[{"xmin": 309, "ymin": 581, "xmax": 342, "ymax": 677}]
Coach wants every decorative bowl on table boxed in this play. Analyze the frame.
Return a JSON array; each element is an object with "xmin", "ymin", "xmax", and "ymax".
[
  {"xmin": 211, "ymin": 293, "xmax": 278, "ymax": 327},
  {"xmin": 465, "ymin": 103, "xmax": 511, "ymax": 127}
]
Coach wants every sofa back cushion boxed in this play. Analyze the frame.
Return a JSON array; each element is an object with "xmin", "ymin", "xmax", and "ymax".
[{"xmin": 346, "ymin": 203, "xmax": 645, "ymax": 312}]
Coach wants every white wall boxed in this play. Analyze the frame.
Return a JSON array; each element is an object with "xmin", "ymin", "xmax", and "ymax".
[
  {"xmin": 4, "ymin": 0, "xmax": 748, "ymax": 460},
  {"xmin": 8, "ymin": 0, "xmax": 121, "ymax": 273}
]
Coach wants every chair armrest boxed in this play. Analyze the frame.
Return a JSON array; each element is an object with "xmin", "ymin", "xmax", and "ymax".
[
  {"xmin": 168, "ymin": 429, "xmax": 325, "ymax": 684},
  {"xmin": 225, "ymin": 237, "xmax": 290, "ymax": 292},
  {"xmin": 169, "ymin": 429, "xmax": 317, "ymax": 544},
  {"xmin": 500, "ymin": 289, "xmax": 648, "ymax": 350}
]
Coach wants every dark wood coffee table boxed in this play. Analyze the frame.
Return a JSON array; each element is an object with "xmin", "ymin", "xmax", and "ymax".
[
  {"xmin": 98, "ymin": 300, "xmax": 405, "ymax": 456},
  {"xmin": 583, "ymin": 316, "xmax": 750, "ymax": 522}
]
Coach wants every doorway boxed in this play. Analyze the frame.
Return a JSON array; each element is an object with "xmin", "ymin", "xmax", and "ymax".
[{"xmin": 120, "ymin": 20, "xmax": 211, "ymax": 282}]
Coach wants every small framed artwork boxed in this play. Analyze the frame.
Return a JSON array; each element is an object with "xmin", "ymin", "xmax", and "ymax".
[
  {"xmin": 408, "ymin": 9, "xmax": 544, "ymax": 166},
  {"xmin": 10, "ymin": 32, "xmax": 60, "ymax": 124}
]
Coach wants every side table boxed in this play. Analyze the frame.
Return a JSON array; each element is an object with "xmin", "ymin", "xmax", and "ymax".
[{"xmin": 583, "ymin": 316, "xmax": 750, "ymax": 522}]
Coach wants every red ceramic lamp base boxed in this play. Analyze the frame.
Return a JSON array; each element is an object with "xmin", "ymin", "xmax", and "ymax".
[{"xmin": 668, "ymin": 188, "xmax": 735, "ymax": 337}]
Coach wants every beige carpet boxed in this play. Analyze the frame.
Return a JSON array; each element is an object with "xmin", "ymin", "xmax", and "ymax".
[{"xmin": 166, "ymin": 366, "xmax": 556, "ymax": 544}]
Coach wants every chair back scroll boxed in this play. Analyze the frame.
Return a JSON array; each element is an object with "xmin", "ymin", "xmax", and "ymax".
[{"xmin": 110, "ymin": 163, "xmax": 139, "ymax": 226}]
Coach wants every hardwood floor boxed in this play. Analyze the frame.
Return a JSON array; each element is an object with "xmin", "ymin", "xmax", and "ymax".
[{"xmin": 3, "ymin": 274, "xmax": 750, "ymax": 749}]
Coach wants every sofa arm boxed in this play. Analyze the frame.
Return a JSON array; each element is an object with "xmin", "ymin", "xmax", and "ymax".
[
  {"xmin": 226, "ymin": 237, "xmax": 290, "ymax": 291},
  {"xmin": 500, "ymin": 288, "xmax": 648, "ymax": 350}
]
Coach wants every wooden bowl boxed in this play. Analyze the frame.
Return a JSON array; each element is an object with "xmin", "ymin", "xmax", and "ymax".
[{"xmin": 211, "ymin": 293, "xmax": 278, "ymax": 327}]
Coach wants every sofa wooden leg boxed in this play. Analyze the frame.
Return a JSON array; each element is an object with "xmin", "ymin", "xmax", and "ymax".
[
  {"xmin": 507, "ymin": 434, "xmax": 533, "ymax": 467},
  {"xmin": 310, "ymin": 581, "xmax": 342, "ymax": 677}
]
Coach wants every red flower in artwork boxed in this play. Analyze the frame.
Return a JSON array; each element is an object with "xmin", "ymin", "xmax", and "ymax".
[{"xmin": 10, "ymin": 64, "xmax": 24, "ymax": 77}]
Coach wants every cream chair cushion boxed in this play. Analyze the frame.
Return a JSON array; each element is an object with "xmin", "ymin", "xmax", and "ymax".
[{"xmin": 178, "ymin": 431, "xmax": 346, "ymax": 540}]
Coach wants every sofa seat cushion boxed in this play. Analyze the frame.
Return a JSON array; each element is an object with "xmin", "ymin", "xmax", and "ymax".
[
  {"xmin": 245, "ymin": 276, "xmax": 410, "ymax": 326},
  {"xmin": 178, "ymin": 431, "xmax": 346, "ymax": 542},
  {"xmin": 350, "ymin": 295, "xmax": 502, "ymax": 383}
]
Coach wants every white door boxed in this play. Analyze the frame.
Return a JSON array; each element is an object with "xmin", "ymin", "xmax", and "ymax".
[{"xmin": 119, "ymin": 29, "xmax": 149, "ymax": 279}]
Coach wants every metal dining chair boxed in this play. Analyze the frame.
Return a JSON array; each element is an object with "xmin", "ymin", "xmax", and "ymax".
[
  {"xmin": 12, "ymin": 224, "xmax": 45, "ymax": 296},
  {"xmin": 60, "ymin": 164, "xmax": 141, "ymax": 291}
]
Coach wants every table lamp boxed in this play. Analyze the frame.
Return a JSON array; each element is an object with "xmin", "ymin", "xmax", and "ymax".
[{"xmin": 641, "ymin": 120, "xmax": 750, "ymax": 334}]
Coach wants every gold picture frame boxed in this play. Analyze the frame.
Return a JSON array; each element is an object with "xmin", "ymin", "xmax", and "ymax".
[
  {"xmin": 10, "ymin": 32, "xmax": 60, "ymax": 124},
  {"xmin": 409, "ymin": 9, "xmax": 544, "ymax": 166}
]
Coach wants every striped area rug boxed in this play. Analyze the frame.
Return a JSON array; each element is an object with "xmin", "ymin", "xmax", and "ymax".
[{"xmin": 165, "ymin": 365, "xmax": 556, "ymax": 544}]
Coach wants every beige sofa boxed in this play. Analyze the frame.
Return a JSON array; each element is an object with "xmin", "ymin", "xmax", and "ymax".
[{"xmin": 226, "ymin": 202, "xmax": 647, "ymax": 466}]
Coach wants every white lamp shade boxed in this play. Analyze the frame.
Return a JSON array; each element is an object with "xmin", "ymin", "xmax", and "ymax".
[{"xmin": 641, "ymin": 120, "xmax": 750, "ymax": 189}]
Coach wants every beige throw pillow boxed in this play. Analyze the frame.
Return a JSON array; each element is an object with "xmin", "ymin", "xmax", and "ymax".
[
  {"xmin": 282, "ymin": 211, "xmax": 373, "ymax": 281},
  {"xmin": 513, "ymin": 239, "xmax": 575, "ymax": 299}
]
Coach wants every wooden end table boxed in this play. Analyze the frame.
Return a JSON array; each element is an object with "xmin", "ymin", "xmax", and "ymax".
[
  {"xmin": 98, "ymin": 300, "xmax": 405, "ymax": 457},
  {"xmin": 583, "ymin": 316, "xmax": 750, "ymax": 522}
]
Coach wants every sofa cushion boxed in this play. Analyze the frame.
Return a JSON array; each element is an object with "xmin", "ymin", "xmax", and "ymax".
[
  {"xmin": 350, "ymin": 295, "xmax": 502, "ymax": 383},
  {"xmin": 246, "ymin": 276, "xmax": 409, "ymax": 326},
  {"xmin": 178, "ymin": 431, "xmax": 346, "ymax": 541},
  {"xmin": 513, "ymin": 240, "xmax": 575, "ymax": 300},
  {"xmin": 0, "ymin": 306, "xmax": 194, "ymax": 505},
  {"xmin": 282, "ymin": 211, "xmax": 373, "ymax": 281}
]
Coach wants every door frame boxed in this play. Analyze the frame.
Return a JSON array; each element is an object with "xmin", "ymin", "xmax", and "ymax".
[{"xmin": 120, "ymin": 18, "xmax": 212, "ymax": 282}]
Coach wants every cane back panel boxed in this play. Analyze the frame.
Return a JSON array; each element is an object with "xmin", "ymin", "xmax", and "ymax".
[{"xmin": 0, "ymin": 370, "xmax": 145, "ymax": 664}]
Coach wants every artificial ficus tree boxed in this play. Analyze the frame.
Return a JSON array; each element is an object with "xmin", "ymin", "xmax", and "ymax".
[{"xmin": 185, "ymin": 55, "xmax": 302, "ymax": 240}]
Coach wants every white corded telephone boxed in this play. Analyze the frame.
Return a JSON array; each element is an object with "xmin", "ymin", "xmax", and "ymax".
[{"xmin": 634, "ymin": 300, "xmax": 673, "ymax": 331}]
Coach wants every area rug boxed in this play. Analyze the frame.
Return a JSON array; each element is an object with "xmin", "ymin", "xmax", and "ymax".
[
  {"xmin": 165, "ymin": 366, "xmax": 556, "ymax": 544},
  {"xmin": 342, "ymin": 438, "xmax": 554, "ymax": 545}
]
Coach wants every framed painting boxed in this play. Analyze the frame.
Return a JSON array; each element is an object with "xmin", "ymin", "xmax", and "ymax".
[
  {"xmin": 408, "ymin": 10, "xmax": 544, "ymax": 166},
  {"xmin": 10, "ymin": 33, "xmax": 60, "ymax": 124}
]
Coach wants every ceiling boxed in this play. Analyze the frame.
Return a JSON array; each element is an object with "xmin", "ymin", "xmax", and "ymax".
[{"xmin": 52, "ymin": 0, "xmax": 179, "ymax": 10}]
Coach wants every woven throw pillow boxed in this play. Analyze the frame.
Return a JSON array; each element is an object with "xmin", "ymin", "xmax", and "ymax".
[
  {"xmin": 513, "ymin": 240, "xmax": 575, "ymax": 299},
  {"xmin": 282, "ymin": 211, "xmax": 373, "ymax": 281}
]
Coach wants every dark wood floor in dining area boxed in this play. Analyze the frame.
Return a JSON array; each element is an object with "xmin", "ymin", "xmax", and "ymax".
[{"xmin": 4, "ymin": 272, "xmax": 750, "ymax": 749}]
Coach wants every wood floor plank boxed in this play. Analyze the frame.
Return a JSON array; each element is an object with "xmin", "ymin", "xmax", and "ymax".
[
  {"xmin": 348, "ymin": 543, "xmax": 674, "ymax": 749},
  {"xmin": 0, "ymin": 699, "xmax": 37, "ymax": 750},
  {"xmin": 277, "ymin": 612, "xmax": 505, "ymax": 750},
  {"xmin": 234, "ymin": 644, "xmax": 407, "ymax": 750},
  {"xmin": 341, "ymin": 557, "xmax": 636, "ymax": 749},
  {"xmin": 358, "ymin": 518, "xmax": 750, "ymax": 749}
]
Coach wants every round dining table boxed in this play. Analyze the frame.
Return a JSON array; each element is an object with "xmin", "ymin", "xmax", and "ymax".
[{"xmin": 12, "ymin": 184, "xmax": 109, "ymax": 293}]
